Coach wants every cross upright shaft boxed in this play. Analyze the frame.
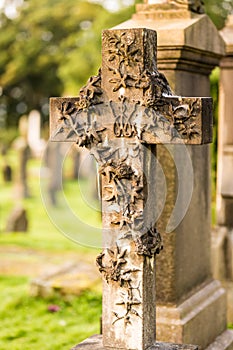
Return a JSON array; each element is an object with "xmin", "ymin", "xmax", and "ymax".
[{"xmin": 50, "ymin": 28, "xmax": 212, "ymax": 350}]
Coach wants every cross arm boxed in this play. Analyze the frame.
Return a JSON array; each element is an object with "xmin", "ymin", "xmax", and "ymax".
[
  {"xmin": 50, "ymin": 95, "xmax": 212, "ymax": 146},
  {"xmin": 50, "ymin": 28, "xmax": 212, "ymax": 147}
]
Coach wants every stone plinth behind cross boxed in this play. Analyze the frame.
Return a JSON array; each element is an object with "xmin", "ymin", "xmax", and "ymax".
[{"xmin": 50, "ymin": 28, "xmax": 211, "ymax": 350}]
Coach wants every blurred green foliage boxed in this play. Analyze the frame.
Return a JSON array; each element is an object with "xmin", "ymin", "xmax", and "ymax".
[{"xmin": 0, "ymin": 0, "xmax": 136, "ymax": 127}]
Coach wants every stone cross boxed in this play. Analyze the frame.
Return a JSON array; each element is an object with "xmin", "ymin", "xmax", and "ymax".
[{"xmin": 50, "ymin": 28, "xmax": 212, "ymax": 350}]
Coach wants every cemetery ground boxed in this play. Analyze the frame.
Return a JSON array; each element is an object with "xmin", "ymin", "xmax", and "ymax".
[
  {"xmin": 0, "ymin": 146, "xmax": 232, "ymax": 349},
  {"xmin": 0, "ymin": 148, "xmax": 102, "ymax": 350}
]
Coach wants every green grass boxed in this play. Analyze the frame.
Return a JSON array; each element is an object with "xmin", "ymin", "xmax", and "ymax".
[
  {"xmin": 0, "ymin": 145, "xmax": 225, "ymax": 348},
  {"xmin": 0, "ymin": 276, "xmax": 102, "ymax": 350},
  {"xmin": 0, "ymin": 149, "xmax": 102, "ymax": 252},
  {"xmin": 0, "ymin": 149, "xmax": 102, "ymax": 348}
]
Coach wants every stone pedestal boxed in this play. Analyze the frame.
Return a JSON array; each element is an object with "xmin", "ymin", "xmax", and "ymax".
[
  {"xmin": 71, "ymin": 335, "xmax": 199, "ymax": 350},
  {"xmin": 113, "ymin": 4, "xmax": 233, "ymax": 350}
]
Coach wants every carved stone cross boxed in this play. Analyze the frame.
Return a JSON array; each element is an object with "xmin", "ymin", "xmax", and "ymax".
[{"xmin": 50, "ymin": 28, "xmax": 211, "ymax": 350}]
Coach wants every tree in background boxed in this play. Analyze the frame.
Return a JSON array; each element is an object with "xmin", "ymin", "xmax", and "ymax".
[
  {"xmin": 0, "ymin": 0, "xmax": 137, "ymax": 128},
  {"xmin": 205, "ymin": 0, "xmax": 233, "ymax": 29},
  {"xmin": 0, "ymin": 0, "xmax": 105, "ymax": 127}
]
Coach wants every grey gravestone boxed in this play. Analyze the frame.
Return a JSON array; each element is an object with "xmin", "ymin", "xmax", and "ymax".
[
  {"xmin": 13, "ymin": 115, "xmax": 31, "ymax": 198},
  {"xmin": 6, "ymin": 206, "xmax": 28, "ymax": 232},
  {"xmin": 50, "ymin": 28, "xmax": 212, "ymax": 349},
  {"xmin": 3, "ymin": 164, "xmax": 12, "ymax": 182},
  {"xmin": 44, "ymin": 142, "xmax": 63, "ymax": 206}
]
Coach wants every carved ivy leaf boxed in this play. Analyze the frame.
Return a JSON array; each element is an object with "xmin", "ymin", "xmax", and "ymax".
[
  {"xmin": 130, "ymin": 309, "xmax": 142, "ymax": 318},
  {"xmin": 190, "ymin": 100, "xmax": 201, "ymax": 116},
  {"xmin": 112, "ymin": 212, "xmax": 132, "ymax": 229},
  {"xmin": 58, "ymin": 101, "xmax": 76, "ymax": 121},
  {"xmin": 106, "ymin": 248, "xmax": 115, "ymax": 258},
  {"xmin": 66, "ymin": 129, "xmax": 76, "ymax": 139},
  {"xmin": 54, "ymin": 126, "xmax": 64, "ymax": 137},
  {"xmin": 103, "ymin": 184, "xmax": 118, "ymax": 202}
]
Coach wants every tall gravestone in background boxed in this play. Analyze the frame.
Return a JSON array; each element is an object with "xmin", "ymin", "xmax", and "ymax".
[
  {"xmin": 50, "ymin": 27, "xmax": 212, "ymax": 350},
  {"xmin": 113, "ymin": 1, "xmax": 233, "ymax": 349},
  {"xmin": 212, "ymin": 14, "xmax": 233, "ymax": 323},
  {"xmin": 13, "ymin": 115, "xmax": 31, "ymax": 198}
]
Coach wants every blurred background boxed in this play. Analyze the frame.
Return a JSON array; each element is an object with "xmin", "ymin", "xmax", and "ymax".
[{"xmin": 0, "ymin": 0, "xmax": 233, "ymax": 349}]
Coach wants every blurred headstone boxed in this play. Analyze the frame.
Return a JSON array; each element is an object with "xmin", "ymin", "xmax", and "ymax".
[
  {"xmin": 13, "ymin": 115, "xmax": 31, "ymax": 198},
  {"xmin": 27, "ymin": 110, "xmax": 46, "ymax": 157},
  {"xmin": 5, "ymin": 206, "xmax": 28, "ymax": 232},
  {"xmin": 3, "ymin": 164, "xmax": 12, "ymax": 182},
  {"xmin": 44, "ymin": 142, "xmax": 64, "ymax": 206},
  {"xmin": 70, "ymin": 144, "xmax": 80, "ymax": 180},
  {"xmin": 1, "ymin": 145, "xmax": 13, "ymax": 183}
]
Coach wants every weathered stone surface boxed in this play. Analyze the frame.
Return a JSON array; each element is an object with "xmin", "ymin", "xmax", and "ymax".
[
  {"xmin": 220, "ymin": 15, "xmax": 233, "ymax": 55},
  {"xmin": 114, "ymin": 17, "xmax": 224, "ymax": 73},
  {"xmin": 50, "ymin": 97, "xmax": 212, "ymax": 146},
  {"xmin": 205, "ymin": 330, "xmax": 233, "ymax": 350},
  {"xmin": 211, "ymin": 226, "xmax": 228, "ymax": 281},
  {"xmin": 223, "ymin": 281, "xmax": 233, "ymax": 325},
  {"xmin": 137, "ymin": 0, "xmax": 204, "ymax": 19},
  {"xmin": 30, "ymin": 262, "xmax": 100, "ymax": 297},
  {"xmin": 214, "ymin": 16, "xmax": 233, "ymax": 326},
  {"xmin": 156, "ymin": 280, "xmax": 227, "ymax": 348},
  {"xmin": 111, "ymin": 5, "xmax": 232, "ymax": 350},
  {"xmin": 71, "ymin": 335, "xmax": 199, "ymax": 350},
  {"xmin": 217, "ymin": 15, "xmax": 233, "ymax": 227},
  {"xmin": 50, "ymin": 27, "xmax": 207, "ymax": 350},
  {"xmin": 50, "ymin": 28, "xmax": 212, "ymax": 147}
]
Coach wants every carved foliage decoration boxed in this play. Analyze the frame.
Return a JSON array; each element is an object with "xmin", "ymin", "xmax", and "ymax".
[
  {"xmin": 53, "ymin": 96, "xmax": 202, "ymax": 148},
  {"xmin": 77, "ymin": 69, "xmax": 103, "ymax": 110},
  {"xmin": 51, "ymin": 28, "xmax": 212, "ymax": 147},
  {"xmin": 105, "ymin": 30, "xmax": 172, "ymax": 102},
  {"xmin": 99, "ymin": 153, "xmax": 144, "ymax": 231},
  {"xmin": 136, "ymin": 228, "xmax": 163, "ymax": 258},
  {"xmin": 55, "ymin": 100, "xmax": 105, "ymax": 148},
  {"xmin": 96, "ymin": 244, "xmax": 142, "ymax": 326},
  {"xmin": 97, "ymin": 142, "xmax": 163, "ymax": 258},
  {"xmin": 108, "ymin": 97, "xmax": 202, "ymax": 142},
  {"xmin": 52, "ymin": 30, "xmax": 205, "ymax": 146}
]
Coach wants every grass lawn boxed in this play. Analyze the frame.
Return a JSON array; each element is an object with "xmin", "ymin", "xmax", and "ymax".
[
  {"xmin": 0, "ymin": 148, "xmax": 102, "ymax": 348},
  {"xmin": 0, "ymin": 276, "xmax": 102, "ymax": 350},
  {"xmin": 0, "ymin": 144, "xmax": 231, "ymax": 348}
]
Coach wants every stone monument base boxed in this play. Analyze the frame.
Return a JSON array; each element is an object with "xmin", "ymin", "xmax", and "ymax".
[{"xmin": 71, "ymin": 335, "xmax": 198, "ymax": 350}]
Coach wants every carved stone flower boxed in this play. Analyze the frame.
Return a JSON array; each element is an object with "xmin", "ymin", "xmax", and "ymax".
[
  {"xmin": 76, "ymin": 121, "xmax": 105, "ymax": 147},
  {"xmin": 173, "ymin": 103, "xmax": 200, "ymax": 139},
  {"xmin": 107, "ymin": 32, "xmax": 140, "ymax": 67},
  {"xmin": 58, "ymin": 101, "xmax": 76, "ymax": 121},
  {"xmin": 135, "ymin": 228, "xmax": 163, "ymax": 257},
  {"xmin": 109, "ymin": 69, "xmax": 129, "ymax": 92},
  {"xmin": 99, "ymin": 159, "xmax": 133, "ymax": 183},
  {"xmin": 96, "ymin": 246, "xmax": 127, "ymax": 284}
]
